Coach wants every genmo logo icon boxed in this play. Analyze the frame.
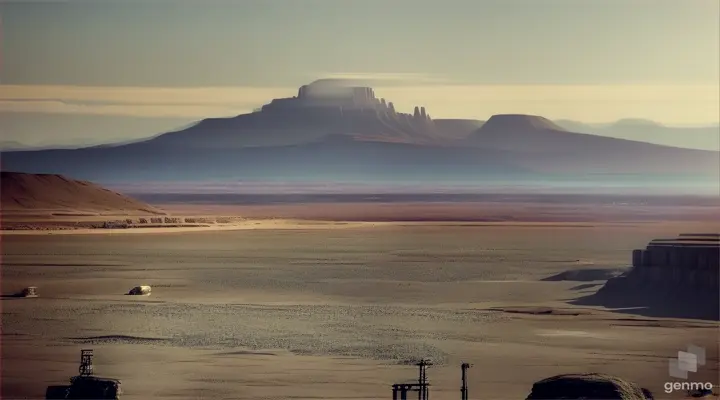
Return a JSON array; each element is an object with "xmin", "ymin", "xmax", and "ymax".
[
  {"xmin": 665, "ymin": 344, "xmax": 715, "ymax": 395},
  {"xmin": 669, "ymin": 344, "xmax": 705, "ymax": 379}
]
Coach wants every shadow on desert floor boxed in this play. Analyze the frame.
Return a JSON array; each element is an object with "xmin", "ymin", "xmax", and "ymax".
[
  {"xmin": 541, "ymin": 268, "xmax": 625, "ymax": 282},
  {"xmin": 540, "ymin": 267, "xmax": 720, "ymax": 321},
  {"xmin": 569, "ymin": 288, "xmax": 720, "ymax": 321}
]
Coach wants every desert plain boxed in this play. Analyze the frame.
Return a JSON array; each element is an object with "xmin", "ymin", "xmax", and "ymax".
[{"xmin": 2, "ymin": 199, "xmax": 719, "ymax": 400}]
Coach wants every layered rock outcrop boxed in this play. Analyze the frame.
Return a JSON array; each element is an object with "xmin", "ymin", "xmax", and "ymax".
[
  {"xmin": 577, "ymin": 233, "xmax": 720, "ymax": 320},
  {"xmin": 627, "ymin": 234, "xmax": 719, "ymax": 290},
  {"xmin": 628, "ymin": 234, "xmax": 720, "ymax": 292}
]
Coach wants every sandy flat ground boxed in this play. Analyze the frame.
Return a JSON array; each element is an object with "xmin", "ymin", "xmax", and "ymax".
[
  {"xmin": 2, "ymin": 221, "xmax": 719, "ymax": 399},
  {"xmin": 0, "ymin": 219, "xmax": 386, "ymax": 236},
  {"xmin": 0, "ymin": 219, "xmax": 678, "ymax": 237},
  {"xmin": 3, "ymin": 195, "xmax": 719, "ymax": 233},
  {"xmin": 158, "ymin": 201, "xmax": 720, "ymax": 223}
]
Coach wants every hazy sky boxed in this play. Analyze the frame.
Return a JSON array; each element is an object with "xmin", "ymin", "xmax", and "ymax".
[{"xmin": 1, "ymin": 0, "xmax": 719, "ymax": 144}]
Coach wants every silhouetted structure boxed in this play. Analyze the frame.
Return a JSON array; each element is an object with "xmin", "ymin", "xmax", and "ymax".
[
  {"xmin": 78, "ymin": 350, "xmax": 93, "ymax": 376},
  {"xmin": 392, "ymin": 359, "xmax": 432, "ymax": 400},
  {"xmin": 36, "ymin": 351, "xmax": 673, "ymax": 400},
  {"xmin": 45, "ymin": 349, "xmax": 122, "ymax": 400},
  {"xmin": 461, "ymin": 363, "xmax": 472, "ymax": 400}
]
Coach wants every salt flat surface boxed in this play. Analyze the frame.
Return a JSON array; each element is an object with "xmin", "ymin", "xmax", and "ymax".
[{"xmin": 2, "ymin": 224, "xmax": 718, "ymax": 399}]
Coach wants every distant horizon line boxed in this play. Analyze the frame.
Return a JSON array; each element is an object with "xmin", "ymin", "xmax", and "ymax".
[
  {"xmin": 189, "ymin": 110, "xmax": 720, "ymax": 129},
  {"xmin": 3, "ymin": 107, "xmax": 718, "ymax": 129},
  {"xmin": 214, "ymin": 113, "xmax": 720, "ymax": 128}
]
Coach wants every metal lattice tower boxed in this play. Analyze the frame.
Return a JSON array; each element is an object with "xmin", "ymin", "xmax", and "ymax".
[
  {"xmin": 391, "ymin": 359, "xmax": 433, "ymax": 400},
  {"xmin": 78, "ymin": 349, "xmax": 94, "ymax": 376}
]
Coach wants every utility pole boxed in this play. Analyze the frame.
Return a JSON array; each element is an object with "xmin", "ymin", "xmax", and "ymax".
[
  {"xmin": 417, "ymin": 359, "xmax": 432, "ymax": 400},
  {"xmin": 461, "ymin": 363, "xmax": 472, "ymax": 400}
]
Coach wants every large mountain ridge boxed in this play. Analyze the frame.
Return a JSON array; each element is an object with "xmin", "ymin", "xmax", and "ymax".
[{"xmin": 1, "ymin": 80, "xmax": 718, "ymax": 184}]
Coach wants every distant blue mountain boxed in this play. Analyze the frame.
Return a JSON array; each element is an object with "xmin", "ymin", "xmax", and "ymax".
[
  {"xmin": 553, "ymin": 119, "xmax": 720, "ymax": 151},
  {"xmin": 2, "ymin": 80, "xmax": 718, "ymax": 186}
]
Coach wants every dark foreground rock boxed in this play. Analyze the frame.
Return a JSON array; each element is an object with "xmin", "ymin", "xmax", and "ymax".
[
  {"xmin": 45, "ymin": 376, "xmax": 121, "ymax": 399},
  {"xmin": 525, "ymin": 373, "xmax": 652, "ymax": 400}
]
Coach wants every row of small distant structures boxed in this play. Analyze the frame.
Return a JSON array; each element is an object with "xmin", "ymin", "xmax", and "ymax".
[
  {"xmin": 1, "ymin": 216, "xmax": 244, "ymax": 231},
  {"xmin": 99, "ymin": 216, "xmax": 240, "ymax": 229},
  {"xmin": 44, "ymin": 355, "xmax": 448, "ymax": 400},
  {"xmin": 46, "ymin": 349, "xmax": 716, "ymax": 399}
]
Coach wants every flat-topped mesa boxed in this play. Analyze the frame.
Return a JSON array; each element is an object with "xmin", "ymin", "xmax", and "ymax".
[
  {"xmin": 296, "ymin": 79, "xmax": 380, "ymax": 108},
  {"xmin": 261, "ymin": 80, "xmax": 435, "ymax": 123},
  {"xmin": 481, "ymin": 114, "xmax": 566, "ymax": 132},
  {"xmin": 263, "ymin": 80, "xmax": 384, "ymax": 113},
  {"xmin": 628, "ymin": 234, "xmax": 719, "ymax": 290},
  {"xmin": 585, "ymin": 233, "xmax": 720, "ymax": 320},
  {"xmin": 298, "ymin": 83, "xmax": 375, "ymax": 103}
]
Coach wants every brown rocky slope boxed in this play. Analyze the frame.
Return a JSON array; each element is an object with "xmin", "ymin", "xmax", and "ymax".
[{"xmin": 0, "ymin": 171, "xmax": 164, "ymax": 215}]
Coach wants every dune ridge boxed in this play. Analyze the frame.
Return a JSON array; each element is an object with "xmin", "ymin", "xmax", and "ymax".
[{"xmin": 0, "ymin": 171, "xmax": 165, "ymax": 216}]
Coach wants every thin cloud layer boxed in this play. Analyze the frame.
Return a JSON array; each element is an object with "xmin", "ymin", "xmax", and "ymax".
[
  {"xmin": 0, "ymin": 83, "xmax": 718, "ymax": 124},
  {"xmin": 318, "ymin": 72, "xmax": 450, "ymax": 85},
  {"xmin": 0, "ymin": 85, "xmax": 293, "ymax": 118}
]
